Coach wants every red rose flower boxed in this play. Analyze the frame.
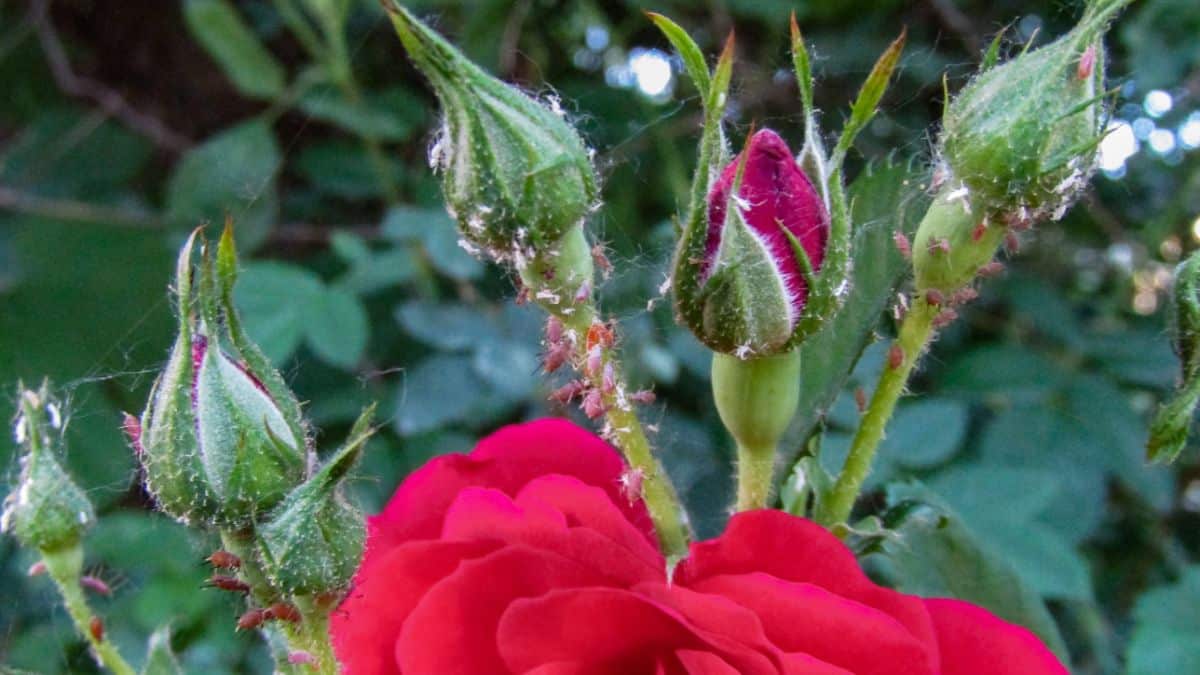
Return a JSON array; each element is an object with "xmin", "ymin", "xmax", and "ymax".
[{"xmin": 332, "ymin": 418, "xmax": 1067, "ymax": 675}]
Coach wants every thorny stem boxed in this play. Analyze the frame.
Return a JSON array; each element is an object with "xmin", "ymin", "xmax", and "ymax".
[
  {"xmin": 41, "ymin": 545, "xmax": 136, "ymax": 675},
  {"xmin": 816, "ymin": 297, "xmax": 938, "ymax": 528},
  {"xmin": 558, "ymin": 304, "xmax": 692, "ymax": 561}
]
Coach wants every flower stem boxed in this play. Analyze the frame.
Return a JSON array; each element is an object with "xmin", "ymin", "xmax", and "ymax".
[
  {"xmin": 735, "ymin": 440, "xmax": 778, "ymax": 511},
  {"xmin": 816, "ymin": 296, "xmax": 937, "ymax": 528},
  {"xmin": 40, "ymin": 545, "xmax": 136, "ymax": 675},
  {"xmin": 560, "ymin": 306, "xmax": 691, "ymax": 561}
]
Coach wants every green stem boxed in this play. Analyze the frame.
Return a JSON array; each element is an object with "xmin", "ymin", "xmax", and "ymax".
[
  {"xmin": 41, "ymin": 545, "xmax": 136, "ymax": 675},
  {"xmin": 816, "ymin": 297, "xmax": 938, "ymax": 528},
  {"xmin": 292, "ymin": 595, "xmax": 339, "ymax": 673},
  {"xmin": 219, "ymin": 531, "xmax": 306, "ymax": 675},
  {"xmin": 735, "ymin": 441, "xmax": 777, "ymax": 511}
]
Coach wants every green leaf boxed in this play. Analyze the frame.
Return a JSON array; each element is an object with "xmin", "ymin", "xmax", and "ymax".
[
  {"xmin": 141, "ymin": 627, "xmax": 184, "ymax": 675},
  {"xmin": 381, "ymin": 205, "xmax": 449, "ymax": 242},
  {"xmin": 165, "ymin": 119, "xmax": 281, "ymax": 251},
  {"xmin": 183, "ymin": 0, "xmax": 286, "ymax": 100},
  {"xmin": 296, "ymin": 140, "xmax": 400, "ymax": 199},
  {"xmin": 234, "ymin": 261, "xmax": 323, "ymax": 362},
  {"xmin": 1125, "ymin": 567, "xmax": 1200, "ymax": 675},
  {"xmin": 880, "ymin": 398, "xmax": 968, "ymax": 468},
  {"xmin": 394, "ymin": 354, "xmax": 488, "ymax": 435},
  {"xmin": 472, "ymin": 339, "xmax": 538, "ymax": 399},
  {"xmin": 297, "ymin": 85, "xmax": 425, "ymax": 141},
  {"xmin": 424, "ymin": 220, "xmax": 484, "ymax": 280},
  {"xmin": 939, "ymin": 345, "xmax": 1068, "ymax": 403},
  {"xmin": 395, "ymin": 301, "xmax": 499, "ymax": 351},
  {"xmin": 874, "ymin": 482, "xmax": 1071, "ymax": 662},
  {"xmin": 331, "ymin": 233, "xmax": 419, "ymax": 295},
  {"xmin": 646, "ymin": 13, "xmax": 710, "ymax": 98},
  {"xmin": 782, "ymin": 159, "xmax": 929, "ymax": 479},
  {"xmin": 305, "ymin": 286, "xmax": 368, "ymax": 370}
]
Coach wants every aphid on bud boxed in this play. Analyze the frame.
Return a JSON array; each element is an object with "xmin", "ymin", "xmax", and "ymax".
[
  {"xmin": 545, "ymin": 316, "xmax": 564, "ymax": 344},
  {"xmin": 1004, "ymin": 231, "xmax": 1021, "ymax": 255},
  {"xmin": 207, "ymin": 574, "xmax": 250, "ymax": 593},
  {"xmin": 582, "ymin": 389, "xmax": 606, "ymax": 419},
  {"xmin": 971, "ymin": 221, "xmax": 988, "ymax": 242},
  {"xmin": 288, "ymin": 652, "xmax": 318, "ymax": 666},
  {"xmin": 1005, "ymin": 207, "xmax": 1033, "ymax": 231},
  {"xmin": 951, "ymin": 287, "xmax": 979, "ymax": 305},
  {"xmin": 27, "ymin": 561, "xmax": 46, "ymax": 577},
  {"xmin": 586, "ymin": 321, "xmax": 614, "ymax": 351},
  {"xmin": 208, "ymin": 550, "xmax": 242, "ymax": 570},
  {"xmin": 854, "ymin": 387, "xmax": 868, "ymax": 413},
  {"xmin": 574, "ymin": 281, "xmax": 591, "ymax": 304},
  {"xmin": 925, "ymin": 289, "xmax": 944, "ymax": 307},
  {"xmin": 592, "ymin": 244, "xmax": 613, "ymax": 277},
  {"xmin": 81, "ymin": 575, "xmax": 113, "ymax": 596},
  {"xmin": 585, "ymin": 345, "xmax": 603, "ymax": 377},
  {"xmin": 888, "ymin": 344, "xmax": 905, "ymax": 369},
  {"xmin": 549, "ymin": 380, "xmax": 587, "ymax": 404},
  {"xmin": 928, "ymin": 238, "xmax": 951, "ymax": 255},
  {"xmin": 121, "ymin": 412, "xmax": 143, "ymax": 455},
  {"xmin": 629, "ymin": 389, "xmax": 656, "ymax": 405},
  {"xmin": 543, "ymin": 343, "xmax": 571, "ymax": 374},
  {"xmin": 89, "ymin": 617, "xmax": 104, "ymax": 642},
  {"xmin": 619, "ymin": 468, "xmax": 644, "ymax": 505},
  {"xmin": 237, "ymin": 609, "xmax": 268, "ymax": 631},
  {"xmin": 602, "ymin": 363, "xmax": 616, "ymax": 394},
  {"xmin": 893, "ymin": 232, "xmax": 912, "ymax": 259},
  {"xmin": 515, "ymin": 284, "xmax": 530, "ymax": 305},
  {"xmin": 978, "ymin": 261, "xmax": 1006, "ymax": 278},
  {"xmin": 1077, "ymin": 45, "xmax": 1096, "ymax": 80},
  {"xmin": 932, "ymin": 308, "xmax": 960, "ymax": 329},
  {"xmin": 265, "ymin": 602, "xmax": 301, "ymax": 623},
  {"xmin": 930, "ymin": 164, "xmax": 949, "ymax": 192}
]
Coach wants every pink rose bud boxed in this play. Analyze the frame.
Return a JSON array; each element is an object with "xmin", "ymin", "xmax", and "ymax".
[{"xmin": 677, "ymin": 128, "xmax": 830, "ymax": 355}]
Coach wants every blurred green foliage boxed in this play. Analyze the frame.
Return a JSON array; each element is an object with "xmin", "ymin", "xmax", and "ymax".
[{"xmin": 1, "ymin": 0, "xmax": 1198, "ymax": 672}]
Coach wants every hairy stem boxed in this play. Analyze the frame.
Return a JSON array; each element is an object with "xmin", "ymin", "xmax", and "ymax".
[
  {"xmin": 816, "ymin": 297, "xmax": 937, "ymax": 528},
  {"xmin": 41, "ymin": 545, "xmax": 136, "ymax": 675}
]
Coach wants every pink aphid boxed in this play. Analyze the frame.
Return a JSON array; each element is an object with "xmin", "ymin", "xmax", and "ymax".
[
  {"xmin": 121, "ymin": 412, "xmax": 142, "ymax": 455},
  {"xmin": 1078, "ymin": 45, "xmax": 1096, "ymax": 81},
  {"xmin": 545, "ymin": 316, "xmax": 564, "ymax": 344},
  {"xmin": 81, "ymin": 575, "xmax": 113, "ymax": 596},
  {"xmin": 619, "ymin": 468, "xmax": 645, "ymax": 505},
  {"xmin": 549, "ymin": 380, "xmax": 587, "ymax": 404},
  {"xmin": 893, "ymin": 232, "xmax": 912, "ymax": 259},
  {"xmin": 629, "ymin": 390, "xmax": 657, "ymax": 405},
  {"xmin": 543, "ymin": 343, "xmax": 571, "ymax": 374},
  {"xmin": 602, "ymin": 362, "xmax": 616, "ymax": 394},
  {"xmin": 582, "ymin": 389, "xmax": 606, "ymax": 419}
]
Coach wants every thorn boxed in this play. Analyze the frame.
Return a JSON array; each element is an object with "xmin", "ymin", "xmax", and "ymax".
[
  {"xmin": 81, "ymin": 575, "xmax": 112, "ymax": 596},
  {"xmin": 854, "ymin": 387, "xmax": 867, "ymax": 413},
  {"xmin": 888, "ymin": 344, "xmax": 905, "ymax": 370},
  {"xmin": 207, "ymin": 550, "xmax": 242, "ymax": 570},
  {"xmin": 89, "ymin": 617, "xmax": 104, "ymax": 642},
  {"xmin": 207, "ymin": 575, "xmax": 250, "ymax": 593}
]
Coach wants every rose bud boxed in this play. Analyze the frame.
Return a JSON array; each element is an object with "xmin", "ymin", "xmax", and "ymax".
[
  {"xmin": 139, "ymin": 227, "xmax": 308, "ymax": 527},
  {"xmin": 2, "ymin": 383, "xmax": 94, "ymax": 553},
  {"xmin": 382, "ymin": 2, "xmax": 597, "ymax": 265},
  {"xmin": 1148, "ymin": 250, "xmax": 1200, "ymax": 463},
  {"xmin": 675, "ymin": 128, "xmax": 830, "ymax": 356},
  {"xmin": 257, "ymin": 406, "xmax": 375, "ymax": 596},
  {"xmin": 914, "ymin": 0, "xmax": 1129, "ymax": 293}
]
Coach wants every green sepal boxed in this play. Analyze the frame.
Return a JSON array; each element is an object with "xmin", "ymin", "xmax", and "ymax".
[
  {"xmin": 830, "ymin": 28, "xmax": 907, "ymax": 172},
  {"xmin": 646, "ymin": 12, "xmax": 711, "ymax": 99}
]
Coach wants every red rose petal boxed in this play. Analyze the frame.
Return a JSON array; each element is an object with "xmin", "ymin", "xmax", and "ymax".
[
  {"xmin": 332, "ymin": 539, "xmax": 497, "ymax": 675},
  {"xmin": 372, "ymin": 418, "xmax": 655, "ymax": 550},
  {"xmin": 925, "ymin": 598, "xmax": 1068, "ymax": 675},
  {"xmin": 397, "ymin": 545, "xmax": 604, "ymax": 674},
  {"xmin": 674, "ymin": 649, "xmax": 741, "ymax": 674},
  {"xmin": 676, "ymin": 510, "xmax": 939, "ymax": 667},
  {"xmin": 691, "ymin": 572, "xmax": 936, "ymax": 675}
]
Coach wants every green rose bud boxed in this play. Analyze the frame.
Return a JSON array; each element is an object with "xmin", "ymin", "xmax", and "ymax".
[
  {"xmin": 1147, "ymin": 251, "xmax": 1200, "ymax": 463},
  {"xmin": 2, "ymin": 383, "xmax": 95, "ymax": 553},
  {"xmin": 139, "ymin": 227, "xmax": 308, "ymax": 527},
  {"xmin": 257, "ymin": 407, "xmax": 374, "ymax": 596},
  {"xmin": 383, "ymin": 2, "xmax": 598, "ymax": 263}
]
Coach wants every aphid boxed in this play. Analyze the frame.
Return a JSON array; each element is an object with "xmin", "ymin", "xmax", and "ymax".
[
  {"xmin": 121, "ymin": 412, "xmax": 142, "ymax": 455},
  {"xmin": 207, "ymin": 575, "xmax": 250, "ymax": 593},
  {"xmin": 854, "ymin": 387, "xmax": 868, "ymax": 413},
  {"xmin": 582, "ymin": 389, "xmax": 606, "ymax": 419},
  {"xmin": 265, "ymin": 602, "xmax": 301, "ymax": 623},
  {"xmin": 515, "ymin": 284, "xmax": 530, "ymax": 305},
  {"xmin": 925, "ymin": 289, "xmax": 945, "ymax": 307},
  {"xmin": 888, "ymin": 344, "xmax": 905, "ymax": 370},
  {"xmin": 602, "ymin": 363, "xmax": 616, "ymax": 394},
  {"xmin": 951, "ymin": 287, "xmax": 979, "ymax": 305},
  {"xmin": 629, "ymin": 390, "xmax": 657, "ymax": 405},
  {"xmin": 574, "ymin": 281, "xmax": 591, "ymax": 304},
  {"xmin": 619, "ymin": 468, "xmax": 644, "ymax": 505},
  {"xmin": 1077, "ymin": 45, "xmax": 1096, "ymax": 80},
  {"xmin": 591, "ymin": 244, "xmax": 613, "ymax": 277},
  {"xmin": 208, "ymin": 550, "xmax": 242, "ymax": 570},
  {"xmin": 971, "ymin": 221, "xmax": 988, "ymax": 242},
  {"xmin": 237, "ymin": 609, "xmax": 267, "ymax": 631},
  {"xmin": 543, "ymin": 342, "xmax": 571, "ymax": 374},
  {"xmin": 27, "ymin": 561, "xmax": 46, "ymax": 577},
  {"xmin": 81, "ymin": 575, "xmax": 112, "ymax": 596},
  {"xmin": 288, "ymin": 652, "xmax": 317, "ymax": 666},
  {"xmin": 585, "ymin": 345, "xmax": 603, "ymax": 377},
  {"xmin": 549, "ymin": 380, "xmax": 587, "ymax": 404},
  {"xmin": 1004, "ymin": 231, "xmax": 1021, "ymax": 255},
  {"xmin": 893, "ymin": 232, "xmax": 912, "ymax": 259},
  {"xmin": 89, "ymin": 617, "xmax": 104, "ymax": 642},
  {"xmin": 932, "ymin": 308, "xmax": 959, "ymax": 329},
  {"xmin": 545, "ymin": 316, "xmax": 564, "ymax": 344},
  {"xmin": 586, "ymin": 321, "xmax": 614, "ymax": 351},
  {"xmin": 927, "ymin": 237, "xmax": 951, "ymax": 255},
  {"xmin": 978, "ymin": 261, "xmax": 1006, "ymax": 278}
]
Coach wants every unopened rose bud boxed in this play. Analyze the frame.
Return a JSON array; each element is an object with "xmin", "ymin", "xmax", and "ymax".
[
  {"xmin": 940, "ymin": 0, "xmax": 1126, "ymax": 218},
  {"xmin": 257, "ymin": 406, "xmax": 374, "ymax": 596},
  {"xmin": 1148, "ymin": 251, "xmax": 1200, "ymax": 463},
  {"xmin": 674, "ymin": 128, "xmax": 830, "ymax": 355},
  {"xmin": 138, "ymin": 227, "xmax": 308, "ymax": 527},
  {"xmin": 383, "ymin": 2, "xmax": 597, "ymax": 263},
  {"xmin": 2, "ymin": 384, "xmax": 94, "ymax": 553}
]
